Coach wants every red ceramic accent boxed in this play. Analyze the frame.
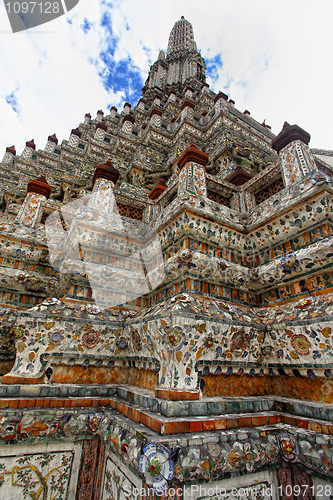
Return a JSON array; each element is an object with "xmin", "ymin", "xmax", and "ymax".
[
  {"xmin": 272, "ymin": 122, "xmax": 310, "ymax": 153},
  {"xmin": 148, "ymin": 179, "xmax": 167, "ymax": 200},
  {"xmin": 123, "ymin": 114, "xmax": 135, "ymax": 124},
  {"xmin": 48, "ymin": 134, "xmax": 58, "ymax": 144},
  {"xmin": 71, "ymin": 128, "xmax": 81, "ymax": 138},
  {"xmin": 96, "ymin": 122, "xmax": 107, "ymax": 131},
  {"xmin": 177, "ymin": 143, "xmax": 209, "ymax": 170},
  {"xmin": 225, "ymin": 167, "xmax": 253, "ymax": 186},
  {"xmin": 214, "ymin": 91, "xmax": 228, "ymax": 103},
  {"xmin": 181, "ymin": 99, "xmax": 195, "ymax": 110},
  {"xmin": 93, "ymin": 160, "xmax": 120, "ymax": 185},
  {"xmin": 26, "ymin": 139, "xmax": 36, "ymax": 150},
  {"xmin": 6, "ymin": 145, "xmax": 16, "ymax": 155},
  {"xmin": 27, "ymin": 174, "xmax": 52, "ymax": 199},
  {"xmin": 149, "ymin": 107, "xmax": 163, "ymax": 118}
]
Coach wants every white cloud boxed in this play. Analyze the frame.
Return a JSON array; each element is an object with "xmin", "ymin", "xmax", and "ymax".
[
  {"xmin": 0, "ymin": 0, "xmax": 332, "ymax": 155},
  {"xmin": 0, "ymin": 0, "xmax": 124, "ymax": 154}
]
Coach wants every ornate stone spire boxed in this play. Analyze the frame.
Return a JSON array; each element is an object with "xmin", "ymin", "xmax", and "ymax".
[
  {"xmin": 142, "ymin": 16, "xmax": 206, "ymax": 97},
  {"xmin": 167, "ymin": 16, "xmax": 196, "ymax": 57}
]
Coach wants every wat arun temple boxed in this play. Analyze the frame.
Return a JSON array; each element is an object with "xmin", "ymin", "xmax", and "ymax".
[{"xmin": 0, "ymin": 16, "xmax": 332, "ymax": 500}]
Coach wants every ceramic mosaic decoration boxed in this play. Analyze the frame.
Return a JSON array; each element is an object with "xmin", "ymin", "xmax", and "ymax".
[{"xmin": 0, "ymin": 15, "xmax": 332, "ymax": 499}]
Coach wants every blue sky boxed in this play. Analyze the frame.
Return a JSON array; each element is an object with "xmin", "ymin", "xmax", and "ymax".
[{"xmin": 0, "ymin": 0, "xmax": 332, "ymax": 155}]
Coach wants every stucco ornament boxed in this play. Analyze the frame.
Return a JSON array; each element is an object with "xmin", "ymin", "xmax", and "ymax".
[
  {"xmin": 309, "ymin": 169, "xmax": 331, "ymax": 185},
  {"xmin": 163, "ymin": 325, "xmax": 185, "ymax": 351},
  {"xmin": 290, "ymin": 333, "xmax": 311, "ymax": 355},
  {"xmin": 138, "ymin": 443, "xmax": 174, "ymax": 494},
  {"xmin": 296, "ymin": 296, "xmax": 315, "ymax": 310},
  {"xmin": 88, "ymin": 412, "xmax": 103, "ymax": 433},
  {"xmin": 280, "ymin": 254, "xmax": 299, "ymax": 273},
  {"xmin": 277, "ymin": 433, "xmax": 299, "ymax": 463}
]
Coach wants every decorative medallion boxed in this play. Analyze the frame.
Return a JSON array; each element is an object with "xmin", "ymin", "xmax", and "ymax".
[
  {"xmin": 85, "ymin": 304, "xmax": 101, "ymax": 315},
  {"xmin": 218, "ymin": 260, "xmax": 228, "ymax": 272},
  {"xmin": 163, "ymin": 326, "xmax": 185, "ymax": 351},
  {"xmin": 76, "ymin": 207, "xmax": 87, "ymax": 219},
  {"xmin": 176, "ymin": 249, "xmax": 195, "ymax": 268},
  {"xmin": 14, "ymin": 326, "xmax": 25, "ymax": 339},
  {"xmin": 82, "ymin": 329, "xmax": 100, "ymax": 349},
  {"xmin": 88, "ymin": 412, "xmax": 103, "ymax": 433},
  {"xmin": 41, "ymin": 298, "xmax": 58, "ymax": 306},
  {"xmin": 138, "ymin": 443, "xmax": 174, "ymax": 494},
  {"xmin": 102, "ymin": 266, "xmax": 114, "ymax": 278},
  {"xmin": 296, "ymin": 296, "xmax": 315, "ymax": 310},
  {"xmin": 218, "ymin": 301, "xmax": 234, "ymax": 312},
  {"xmin": 16, "ymin": 273, "xmax": 29, "ymax": 284},
  {"xmin": 50, "ymin": 331, "xmax": 63, "ymax": 343},
  {"xmin": 277, "ymin": 433, "xmax": 299, "ymax": 462},
  {"xmin": 280, "ymin": 254, "xmax": 299, "ymax": 274},
  {"xmin": 290, "ymin": 333, "xmax": 311, "ymax": 356},
  {"xmin": 309, "ymin": 169, "xmax": 331, "ymax": 185},
  {"xmin": 116, "ymin": 337, "xmax": 128, "ymax": 349},
  {"xmin": 230, "ymin": 330, "xmax": 249, "ymax": 356},
  {"xmin": 249, "ymin": 268, "xmax": 260, "ymax": 282}
]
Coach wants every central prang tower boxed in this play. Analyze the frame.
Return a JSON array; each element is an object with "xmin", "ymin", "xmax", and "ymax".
[{"xmin": 143, "ymin": 16, "xmax": 206, "ymax": 97}]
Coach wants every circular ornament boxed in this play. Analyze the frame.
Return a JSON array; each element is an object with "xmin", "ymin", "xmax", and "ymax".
[
  {"xmin": 163, "ymin": 326, "xmax": 185, "ymax": 351},
  {"xmin": 296, "ymin": 296, "xmax": 315, "ymax": 310},
  {"xmin": 290, "ymin": 333, "xmax": 311, "ymax": 355},
  {"xmin": 86, "ymin": 304, "xmax": 101, "ymax": 315},
  {"xmin": 281, "ymin": 254, "xmax": 299, "ymax": 273},
  {"xmin": 82, "ymin": 329, "xmax": 100, "ymax": 349},
  {"xmin": 76, "ymin": 207, "xmax": 87, "ymax": 219},
  {"xmin": 103, "ymin": 266, "xmax": 114, "ymax": 278},
  {"xmin": 230, "ymin": 330, "xmax": 249, "ymax": 355},
  {"xmin": 277, "ymin": 433, "xmax": 299, "ymax": 462},
  {"xmin": 116, "ymin": 337, "xmax": 128, "ymax": 349}
]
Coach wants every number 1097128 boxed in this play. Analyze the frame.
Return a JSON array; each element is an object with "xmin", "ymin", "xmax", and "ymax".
[
  {"xmin": 278, "ymin": 484, "xmax": 332, "ymax": 497},
  {"xmin": 5, "ymin": 2, "xmax": 61, "ymax": 14}
]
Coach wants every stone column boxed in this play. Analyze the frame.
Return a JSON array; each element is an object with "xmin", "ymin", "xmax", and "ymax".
[
  {"xmin": 153, "ymin": 95, "xmax": 161, "ymax": 107},
  {"xmin": 177, "ymin": 143, "xmax": 208, "ymax": 198},
  {"xmin": 272, "ymin": 122, "xmax": 316, "ymax": 187},
  {"xmin": 137, "ymin": 98, "xmax": 146, "ymax": 111},
  {"xmin": 122, "ymin": 115, "xmax": 135, "ymax": 135},
  {"xmin": 214, "ymin": 91, "xmax": 228, "ymax": 114},
  {"xmin": 84, "ymin": 113, "xmax": 91, "ymax": 125},
  {"xmin": 44, "ymin": 134, "xmax": 58, "ymax": 154},
  {"xmin": 2, "ymin": 146, "xmax": 16, "ymax": 165},
  {"xmin": 185, "ymin": 86, "xmax": 193, "ymax": 99},
  {"xmin": 109, "ymin": 106, "xmax": 117, "ymax": 119},
  {"xmin": 167, "ymin": 92, "xmax": 176, "ymax": 103},
  {"xmin": 21, "ymin": 139, "xmax": 36, "ymax": 160},
  {"xmin": 181, "ymin": 99, "xmax": 195, "ymax": 120},
  {"xmin": 88, "ymin": 160, "xmax": 120, "ymax": 213},
  {"xmin": 69, "ymin": 128, "xmax": 81, "ymax": 148},
  {"xmin": 123, "ymin": 102, "xmax": 131, "ymax": 115},
  {"xmin": 150, "ymin": 108, "xmax": 162, "ymax": 128},
  {"xmin": 94, "ymin": 122, "xmax": 107, "ymax": 141},
  {"xmin": 16, "ymin": 174, "xmax": 52, "ymax": 227},
  {"xmin": 96, "ymin": 109, "xmax": 104, "ymax": 121}
]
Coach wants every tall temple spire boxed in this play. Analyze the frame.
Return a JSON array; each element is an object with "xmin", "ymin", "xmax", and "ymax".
[
  {"xmin": 142, "ymin": 16, "xmax": 206, "ymax": 97},
  {"xmin": 167, "ymin": 16, "xmax": 197, "ymax": 57}
]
